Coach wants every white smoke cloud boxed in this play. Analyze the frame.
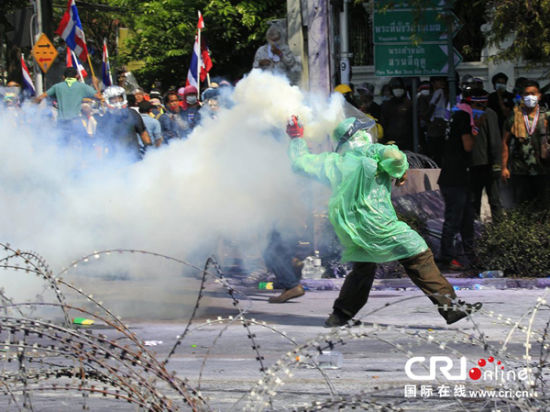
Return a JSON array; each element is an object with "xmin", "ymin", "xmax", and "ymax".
[{"xmin": 0, "ymin": 71, "xmax": 345, "ymax": 307}]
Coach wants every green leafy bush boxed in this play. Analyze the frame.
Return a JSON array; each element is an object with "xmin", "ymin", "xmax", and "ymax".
[{"xmin": 477, "ymin": 207, "xmax": 550, "ymax": 277}]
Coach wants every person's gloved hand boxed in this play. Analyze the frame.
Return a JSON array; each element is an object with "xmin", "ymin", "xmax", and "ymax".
[{"xmin": 286, "ymin": 115, "xmax": 304, "ymax": 139}]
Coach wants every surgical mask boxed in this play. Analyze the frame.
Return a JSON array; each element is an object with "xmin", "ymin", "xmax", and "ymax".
[
  {"xmin": 107, "ymin": 98, "xmax": 126, "ymax": 110},
  {"xmin": 392, "ymin": 88, "xmax": 405, "ymax": 98},
  {"xmin": 523, "ymin": 95, "xmax": 538, "ymax": 108},
  {"xmin": 186, "ymin": 95, "xmax": 198, "ymax": 105},
  {"xmin": 419, "ymin": 90, "xmax": 430, "ymax": 97},
  {"xmin": 382, "ymin": 96, "xmax": 391, "ymax": 102},
  {"xmin": 495, "ymin": 83, "xmax": 507, "ymax": 91}
]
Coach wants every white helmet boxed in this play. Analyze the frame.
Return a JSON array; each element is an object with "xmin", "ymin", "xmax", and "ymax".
[{"xmin": 103, "ymin": 86, "xmax": 127, "ymax": 110}]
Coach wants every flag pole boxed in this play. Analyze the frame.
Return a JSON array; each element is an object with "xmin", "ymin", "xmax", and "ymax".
[
  {"xmin": 104, "ymin": 38, "xmax": 113, "ymax": 86},
  {"xmin": 71, "ymin": 49, "xmax": 85, "ymax": 83},
  {"xmin": 86, "ymin": 54, "xmax": 96, "ymax": 78},
  {"xmin": 87, "ymin": 54, "xmax": 102, "ymax": 93},
  {"xmin": 197, "ymin": 19, "xmax": 201, "ymax": 97}
]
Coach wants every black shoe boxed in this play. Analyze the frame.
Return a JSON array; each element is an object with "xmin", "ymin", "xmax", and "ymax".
[
  {"xmin": 439, "ymin": 301, "xmax": 482, "ymax": 325},
  {"xmin": 324, "ymin": 312, "xmax": 361, "ymax": 328}
]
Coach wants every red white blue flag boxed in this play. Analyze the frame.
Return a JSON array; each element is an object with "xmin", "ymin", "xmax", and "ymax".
[
  {"xmin": 66, "ymin": 47, "xmax": 88, "ymax": 80},
  {"xmin": 20, "ymin": 56, "xmax": 36, "ymax": 96},
  {"xmin": 101, "ymin": 39, "xmax": 112, "ymax": 87},
  {"xmin": 56, "ymin": 0, "xmax": 88, "ymax": 61},
  {"xmin": 186, "ymin": 11, "xmax": 212, "ymax": 88},
  {"xmin": 197, "ymin": 11, "xmax": 205, "ymax": 30},
  {"xmin": 186, "ymin": 34, "xmax": 201, "ymax": 88}
]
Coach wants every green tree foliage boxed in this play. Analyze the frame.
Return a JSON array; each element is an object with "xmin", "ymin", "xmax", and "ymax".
[
  {"xmin": 109, "ymin": 0, "xmax": 285, "ymax": 89},
  {"xmin": 485, "ymin": 0, "xmax": 550, "ymax": 64},
  {"xmin": 0, "ymin": 0, "xmax": 28, "ymax": 19}
]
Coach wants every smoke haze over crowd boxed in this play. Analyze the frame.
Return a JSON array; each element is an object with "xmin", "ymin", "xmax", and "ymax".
[{"xmin": 0, "ymin": 70, "xmax": 345, "ymax": 304}]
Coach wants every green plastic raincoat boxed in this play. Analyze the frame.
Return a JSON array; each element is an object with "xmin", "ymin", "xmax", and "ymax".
[{"xmin": 289, "ymin": 138, "xmax": 428, "ymax": 263}]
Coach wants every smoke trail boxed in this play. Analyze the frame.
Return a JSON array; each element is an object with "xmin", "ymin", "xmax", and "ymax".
[{"xmin": 0, "ymin": 71, "xmax": 345, "ymax": 306}]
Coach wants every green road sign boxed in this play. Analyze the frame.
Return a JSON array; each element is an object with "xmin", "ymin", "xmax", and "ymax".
[
  {"xmin": 374, "ymin": 43, "xmax": 462, "ymax": 76},
  {"xmin": 374, "ymin": 10, "xmax": 461, "ymax": 43},
  {"xmin": 376, "ymin": 0, "xmax": 451, "ymax": 9}
]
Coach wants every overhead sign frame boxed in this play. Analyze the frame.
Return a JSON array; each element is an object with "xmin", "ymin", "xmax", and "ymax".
[
  {"xmin": 373, "ymin": 9, "xmax": 461, "ymax": 44},
  {"xmin": 374, "ymin": 43, "xmax": 462, "ymax": 76}
]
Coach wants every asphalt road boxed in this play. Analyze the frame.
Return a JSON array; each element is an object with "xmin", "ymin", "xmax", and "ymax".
[{"xmin": 2, "ymin": 284, "xmax": 548, "ymax": 411}]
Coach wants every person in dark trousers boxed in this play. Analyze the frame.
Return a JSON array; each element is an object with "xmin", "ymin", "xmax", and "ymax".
[
  {"xmin": 437, "ymin": 90, "xmax": 480, "ymax": 270},
  {"xmin": 286, "ymin": 115, "xmax": 482, "ymax": 326},
  {"xmin": 469, "ymin": 91, "xmax": 503, "ymax": 219}
]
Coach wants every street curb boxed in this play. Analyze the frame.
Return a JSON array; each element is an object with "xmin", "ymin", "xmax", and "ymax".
[{"xmin": 300, "ymin": 276, "xmax": 550, "ymax": 291}]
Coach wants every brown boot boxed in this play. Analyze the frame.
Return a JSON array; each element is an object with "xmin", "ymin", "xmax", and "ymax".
[{"xmin": 268, "ymin": 284, "xmax": 305, "ymax": 303}]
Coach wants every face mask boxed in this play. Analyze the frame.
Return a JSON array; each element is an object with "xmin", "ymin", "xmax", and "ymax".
[
  {"xmin": 382, "ymin": 96, "xmax": 391, "ymax": 102},
  {"xmin": 186, "ymin": 95, "xmax": 198, "ymax": 105},
  {"xmin": 392, "ymin": 88, "xmax": 405, "ymax": 98},
  {"xmin": 523, "ymin": 95, "xmax": 538, "ymax": 108},
  {"xmin": 419, "ymin": 90, "xmax": 430, "ymax": 97},
  {"xmin": 495, "ymin": 83, "xmax": 507, "ymax": 91},
  {"xmin": 108, "ymin": 98, "xmax": 126, "ymax": 110}
]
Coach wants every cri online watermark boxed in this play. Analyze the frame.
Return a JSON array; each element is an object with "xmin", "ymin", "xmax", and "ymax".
[
  {"xmin": 405, "ymin": 355, "xmax": 530, "ymax": 383},
  {"xmin": 403, "ymin": 356, "xmax": 538, "ymax": 399}
]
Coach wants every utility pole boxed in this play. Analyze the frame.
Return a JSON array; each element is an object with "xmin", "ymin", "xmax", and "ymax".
[
  {"xmin": 338, "ymin": 0, "xmax": 351, "ymax": 85},
  {"xmin": 32, "ymin": 0, "xmax": 44, "ymax": 94},
  {"xmin": 446, "ymin": 0, "xmax": 456, "ymax": 107}
]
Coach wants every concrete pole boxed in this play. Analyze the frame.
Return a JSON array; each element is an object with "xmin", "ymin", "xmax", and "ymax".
[
  {"xmin": 339, "ymin": 0, "xmax": 350, "ymax": 85},
  {"xmin": 306, "ymin": 0, "xmax": 332, "ymax": 255},
  {"xmin": 33, "ymin": 0, "xmax": 44, "ymax": 94},
  {"xmin": 446, "ymin": 0, "xmax": 455, "ymax": 107},
  {"xmin": 306, "ymin": 0, "xmax": 331, "ymax": 95}
]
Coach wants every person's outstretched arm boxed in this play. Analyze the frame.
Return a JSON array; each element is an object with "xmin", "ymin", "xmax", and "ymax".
[{"xmin": 286, "ymin": 116, "xmax": 342, "ymax": 186}]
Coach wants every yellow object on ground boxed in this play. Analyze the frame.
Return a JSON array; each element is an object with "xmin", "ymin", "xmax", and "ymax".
[{"xmin": 73, "ymin": 317, "xmax": 95, "ymax": 325}]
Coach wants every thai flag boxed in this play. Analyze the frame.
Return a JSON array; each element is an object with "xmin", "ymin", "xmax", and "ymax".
[
  {"xmin": 101, "ymin": 39, "xmax": 112, "ymax": 87},
  {"xmin": 186, "ymin": 12, "xmax": 212, "ymax": 87},
  {"xmin": 20, "ymin": 56, "xmax": 36, "ymax": 96},
  {"xmin": 66, "ymin": 47, "xmax": 88, "ymax": 80},
  {"xmin": 197, "ymin": 11, "xmax": 205, "ymax": 30},
  {"xmin": 186, "ymin": 35, "xmax": 201, "ymax": 88},
  {"xmin": 56, "ymin": 0, "xmax": 88, "ymax": 61}
]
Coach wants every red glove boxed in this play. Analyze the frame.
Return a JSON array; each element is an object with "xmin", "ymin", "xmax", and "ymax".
[{"xmin": 286, "ymin": 115, "xmax": 304, "ymax": 139}]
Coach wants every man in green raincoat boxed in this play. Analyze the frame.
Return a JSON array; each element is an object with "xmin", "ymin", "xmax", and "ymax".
[{"xmin": 286, "ymin": 116, "xmax": 482, "ymax": 326}]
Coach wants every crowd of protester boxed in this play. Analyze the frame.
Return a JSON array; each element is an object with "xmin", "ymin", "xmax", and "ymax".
[
  {"xmin": 1, "ymin": 66, "xmax": 229, "ymax": 163},
  {"xmin": 1, "ymin": 62, "xmax": 549, "ymax": 274},
  {"xmin": 336, "ymin": 73, "xmax": 550, "ymax": 271}
]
